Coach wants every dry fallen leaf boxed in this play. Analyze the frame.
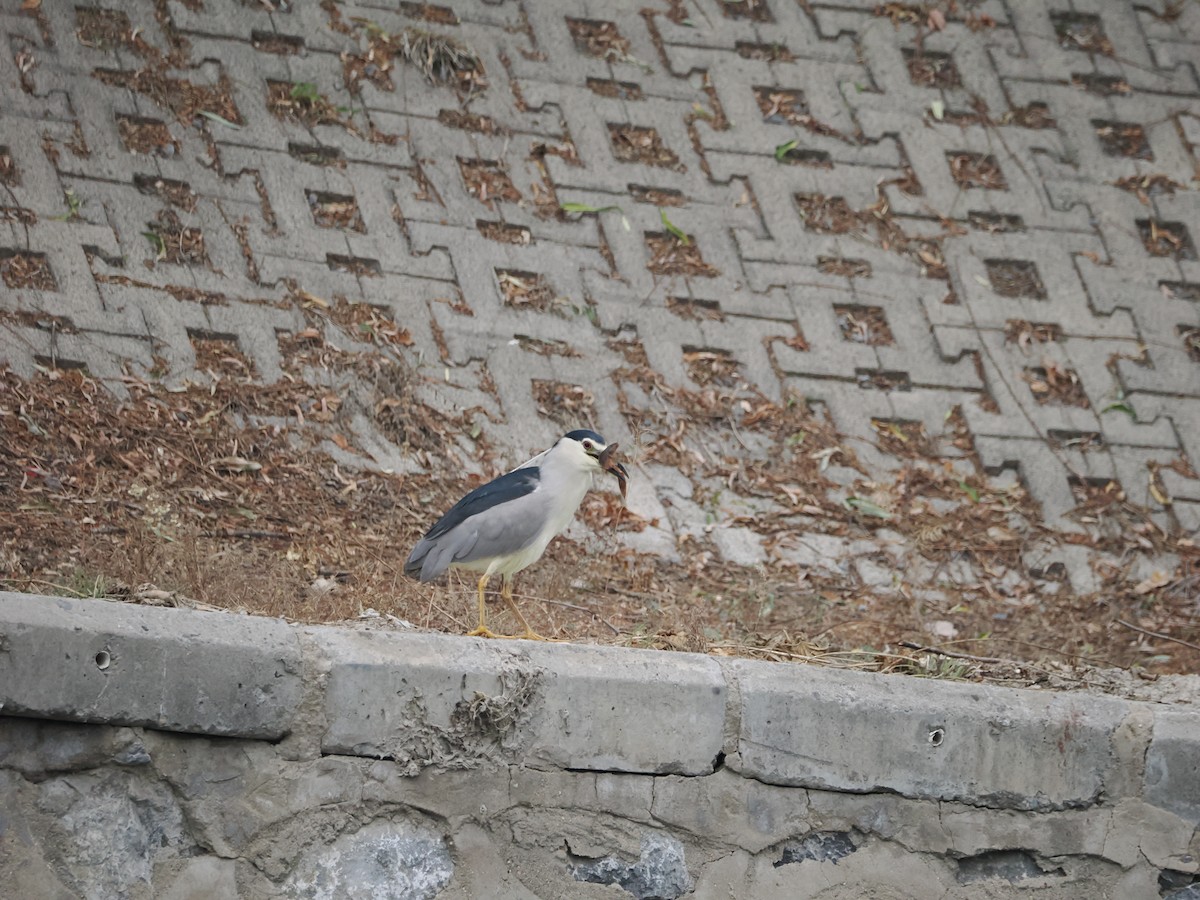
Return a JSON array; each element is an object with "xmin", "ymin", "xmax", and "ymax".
[
  {"xmin": 1133, "ymin": 571, "xmax": 1172, "ymax": 595},
  {"xmin": 21, "ymin": 0, "xmax": 42, "ymax": 10}
]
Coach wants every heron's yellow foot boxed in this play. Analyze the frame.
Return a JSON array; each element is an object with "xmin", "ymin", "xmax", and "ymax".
[
  {"xmin": 467, "ymin": 625, "xmax": 506, "ymax": 639},
  {"xmin": 519, "ymin": 629, "xmax": 564, "ymax": 642}
]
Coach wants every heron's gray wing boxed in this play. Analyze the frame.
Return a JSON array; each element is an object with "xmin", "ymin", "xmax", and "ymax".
[{"xmin": 405, "ymin": 467, "xmax": 542, "ymax": 581}]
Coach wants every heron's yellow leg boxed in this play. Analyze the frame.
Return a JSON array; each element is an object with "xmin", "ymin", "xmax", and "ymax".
[
  {"xmin": 501, "ymin": 578, "xmax": 550, "ymax": 642},
  {"xmin": 466, "ymin": 574, "xmax": 503, "ymax": 639}
]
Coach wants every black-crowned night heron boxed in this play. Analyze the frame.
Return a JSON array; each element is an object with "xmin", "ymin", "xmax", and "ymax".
[{"xmin": 405, "ymin": 429, "xmax": 629, "ymax": 640}]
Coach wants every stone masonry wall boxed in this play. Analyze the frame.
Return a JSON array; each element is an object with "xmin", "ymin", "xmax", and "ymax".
[{"xmin": 2, "ymin": 592, "xmax": 1199, "ymax": 899}]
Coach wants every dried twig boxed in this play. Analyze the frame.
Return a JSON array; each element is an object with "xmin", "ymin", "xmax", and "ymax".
[
  {"xmin": 1116, "ymin": 619, "xmax": 1200, "ymax": 653},
  {"xmin": 898, "ymin": 640, "xmax": 1004, "ymax": 664},
  {"xmin": 517, "ymin": 593, "xmax": 620, "ymax": 635}
]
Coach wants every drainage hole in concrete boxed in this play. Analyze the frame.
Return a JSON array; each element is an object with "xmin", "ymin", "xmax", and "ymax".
[
  {"xmin": 928, "ymin": 727, "xmax": 946, "ymax": 747},
  {"xmin": 94, "ymin": 650, "xmax": 111, "ymax": 670}
]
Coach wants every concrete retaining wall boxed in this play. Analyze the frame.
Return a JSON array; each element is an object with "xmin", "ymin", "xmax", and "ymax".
[{"xmin": 1, "ymin": 591, "xmax": 1198, "ymax": 899}]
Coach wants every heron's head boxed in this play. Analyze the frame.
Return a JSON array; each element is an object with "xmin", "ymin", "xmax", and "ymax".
[{"xmin": 560, "ymin": 430, "xmax": 629, "ymax": 498}]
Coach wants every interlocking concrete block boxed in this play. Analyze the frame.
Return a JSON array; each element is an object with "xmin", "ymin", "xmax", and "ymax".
[
  {"xmin": 315, "ymin": 628, "xmax": 726, "ymax": 776},
  {"xmin": 0, "ymin": 593, "xmax": 303, "ymax": 739},
  {"xmin": 725, "ymin": 657, "xmax": 1134, "ymax": 810}
]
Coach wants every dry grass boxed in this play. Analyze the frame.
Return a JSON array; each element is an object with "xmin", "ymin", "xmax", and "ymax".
[{"xmin": 1, "ymin": 286, "xmax": 1197, "ymax": 692}]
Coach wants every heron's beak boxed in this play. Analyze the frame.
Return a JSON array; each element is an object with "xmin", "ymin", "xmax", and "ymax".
[{"xmin": 597, "ymin": 443, "xmax": 629, "ymax": 499}]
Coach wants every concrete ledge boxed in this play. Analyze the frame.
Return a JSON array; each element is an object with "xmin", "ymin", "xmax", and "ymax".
[
  {"xmin": 317, "ymin": 628, "xmax": 726, "ymax": 776},
  {"xmin": 728, "ymin": 658, "xmax": 1131, "ymax": 810},
  {"xmin": 0, "ymin": 592, "xmax": 302, "ymax": 739},
  {"xmin": 2, "ymin": 593, "xmax": 1199, "ymax": 822}
]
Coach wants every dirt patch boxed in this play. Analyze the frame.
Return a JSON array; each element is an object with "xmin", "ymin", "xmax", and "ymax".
[
  {"xmin": 266, "ymin": 80, "xmax": 353, "ymax": 131},
  {"xmin": 609, "ymin": 125, "xmax": 682, "ymax": 170},
  {"xmin": 1093, "ymin": 121, "xmax": 1152, "ymax": 160},
  {"xmin": 307, "ymin": 192, "xmax": 366, "ymax": 232},
  {"xmin": 629, "ymin": 185, "xmax": 685, "ymax": 207},
  {"xmin": 645, "ymin": 233, "xmax": 720, "ymax": 278},
  {"xmin": 777, "ymin": 146, "xmax": 832, "ymax": 168},
  {"xmin": 134, "ymin": 175, "xmax": 198, "ymax": 212},
  {"xmin": 117, "ymin": 115, "xmax": 179, "ymax": 157},
  {"xmin": 720, "ymin": 0, "xmax": 772, "ymax": 21},
  {"xmin": 566, "ymin": 18, "xmax": 630, "ymax": 59},
  {"xmin": 144, "ymin": 209, "xmax": 207, "ymax": 266},
  {"xmin": 338, "ymin": 20, "xmax": 484, "ymax": 95},
  {"xmin": 288, "ymin": 143, "xmax": 345, "ymax": 168},
  {"xmin": 872, "ymin": 419, "xmax": 933, "ymax": 458},
  {"xmin": 1180, "ymin": 326, "xmax": 1200, "ymax": 363},
  {"xmin": 969, "ymin": 212, "xmax": 1024, "ymax": 233},
  {"xmin": 986, "ymin": 260, "xmax": 1047, "ymax": 299},
  {"xmin": 76, "ymin": 7, "xmax": 152, "ymax": 55},
  {"xmin": 1113, "ymin": 174, "xmax": 1183, "ymax": 205},
  {"xmin": 514, "ymin": 335, "xmax": 578, "ymax": 358},
  {"xmin": 0, "ymin": 147, "xmax": 17, "ymax": 185},
  {"xmin": 0, "ymin": 251, "xmax": 57, "ymax": 291},
  {"xmin": 1073, "ymin": 73, "xmax": 1131, "ymax": 96},
  {"xmin": 326, "ymin": 255, "xmax": 381, "ymax": 278},
  {"xmin": 458, "ymin": 159, "xmax": 521, "ymax": 208},
  {"xmin": 438, "ymin": 109, "xmax": 505, "ymax": 135},
  {"xmin": 683, "ymin": 348, "xmax": 740, "ymax": 387},
  {"xmin": 753, "ymin": 88, "xmax": 806, "ymax": 125},
  {"xmin": 251, "ymin": 31, "xmax": 305, "ymax": 55},
  {"xmin": 755, "ymin": 90, "xmax": 856, "ymax": 142},
  {"xmin": 948, "ymin": 152, "xmax": 1007, "ymax": 190},
  {"xmin": 1005, "ymin": 320, "xmax": 1062, "ymax": 348},
  {"xmin": 532, "ymin": 380, "xmax": 596, "ymax": 428},
  {"xmin": 902, "ymin": 49, "xmax": 961, "ymax": 87},
  {"xmin": 0, "ymin": 206, "xmax": 36, "ymax": 225},
  {"xmin": 400, "ymin": 3, "xmax": 459, "ymax": 24},
  {"xmin": 1005, "ymin": 102, "xmax": 1055, "ymax": 129},
  {"xmin": 1051, "ymin": 12, "xmax": 1114, "ymax": 55},
  {"xmin": 1137, "ymin": 220, "xmax": 1196, "ymax": 260},
  {"xmin": 496, "ymin": 270, "xmax": 562, "ymax": 313},
  {"xmin": 1024, "ymin": 362, "xmax": 1090, "ymax": 408},
  {"xmin": 818, "ymin": 257, "xmax": 872, "ymax": 278},
  {"xmin": 856, "ymin": 369, "xmax": 912, "ymax": 391},
  {"xmin": 1160, "ymin": 282, "xmax": 1200, "ymax": 302},
  {"xmin": 794, "ymin": 191, "xmax": 959, "ymax": 284},
  {"xmin": 835, "ymin": 305, "xmax": 894, "ymax": 345},
  {"xmin": 478, "ymin": 221, "xmax": 532, "ymax": 245},
  {"xmin": 587, "ymin": 78, "xmax": 642, "ymax": 100},
  {"xmin": 326, "ymin": 298, "xmax": 413, "ymax": 349},
  {"xmin": 736, "ymin": 42, "xmax": 793, "ymax": 61},
  {"xmin": 95, "ymin": 67, "xmax": 242, "ymax": 127},
  {"xmin": 666, "ymin": 296, "xmax": 723, "ymax": 321}
]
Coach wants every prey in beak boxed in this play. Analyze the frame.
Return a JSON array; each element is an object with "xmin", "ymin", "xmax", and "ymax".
[{"xmin": 597, "ymin": 442, "xmax": 629, "ymax": 499}]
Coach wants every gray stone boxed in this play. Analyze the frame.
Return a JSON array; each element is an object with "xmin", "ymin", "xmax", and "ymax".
[
  {"xmin": 1145, "ymin": 708, "xmax": 1200, "ymax": 823},
  {"xmin": 955, "ymin": 849, "xmax": 1052, "ymax": 884},
  {"xmin": 41, "ymin": 769, "xmax": 191, "ymax": 900},
  {"xmin": 711, "ymin": 526, "xmax": 767, "ymax": 566},
  {"xmin": 284, "ymin": 820, "xmax": 453, "ymax": 900},
  {"xmin": 774, "ymin": 831, "xmax": 857, "ymax": 867},
  {"xmin": 1164, "ymin": 883, "xmax": 1200, "ymax": 900},
  {"xmin": 571, "ymin": 832, "xmax": 693, "ymax": 900},
  {"xmin": 0, "ymin": 593, "xmax": 303, "ymax": 740}
]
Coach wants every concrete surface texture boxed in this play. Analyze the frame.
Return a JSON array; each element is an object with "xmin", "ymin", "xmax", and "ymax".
[
  {"xmin": 3, "ymin": 591, "xmax": 1200, "ymax": 898},
  {"xmin": 0, "ymin": 0, "xmax": 1198, "ymax": 642}
]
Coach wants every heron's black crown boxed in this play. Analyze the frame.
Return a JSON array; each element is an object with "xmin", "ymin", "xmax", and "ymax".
[{"xmin": 563, "ymin": 429, "xmax": 606, "ymax": 445}]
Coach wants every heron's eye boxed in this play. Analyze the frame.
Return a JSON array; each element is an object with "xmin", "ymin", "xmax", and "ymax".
[{"xmin": 582, "ymin": 440, "xmax": 594, "ymax": 451}]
